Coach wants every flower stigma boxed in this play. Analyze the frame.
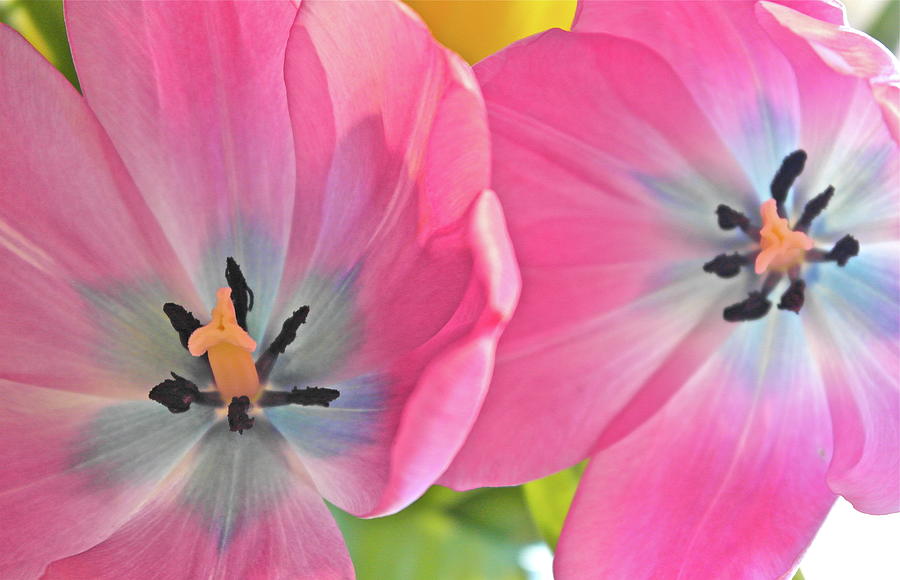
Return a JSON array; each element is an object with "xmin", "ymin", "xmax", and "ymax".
[
  {"xmin": 188, "ymin": 287, "xmax": 260, "ymax": 401},
  {"xmin": 755, "ymin": 199, "xmax": 813, "ymax": 274},
  {"xmin": 703, "ymin": 150, "xmax": 860, "ymax": 322},
  {"xmin": 149, "ymin": 258, "xmax": 341, "ymax": 433}
]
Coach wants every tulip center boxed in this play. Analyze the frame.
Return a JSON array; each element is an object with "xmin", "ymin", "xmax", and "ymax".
[
  {"xmin": 148, "ymin": 258, "xmax": 341, "ymax": 433},
  {"xmin": 703, "ymin": 149, "xmax": 859, "ymax": 322}
]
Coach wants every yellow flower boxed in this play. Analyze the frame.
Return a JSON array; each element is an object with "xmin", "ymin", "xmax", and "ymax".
[
  {"xmin": 0, "ymin": 0, "xmax": 54, "ymax": 62},
  {"xmin": 0, "ymin": 0, "xmax": 79, "ymax": 87},
  {"xmin": 406, "ymin": 0, "xmax": 575, "ymax": 63}
]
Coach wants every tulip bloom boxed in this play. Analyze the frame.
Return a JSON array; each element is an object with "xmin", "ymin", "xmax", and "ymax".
[
  {"xmin": 442, "ymin": 1, "xmax": 899, "ymax": 577},
  {"xmin": 0, "ymin": 1, "xmax": 517, "ymax": 577}
]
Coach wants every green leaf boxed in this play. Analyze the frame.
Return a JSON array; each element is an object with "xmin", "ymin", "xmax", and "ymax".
[
  {"xmin": 792, "ymin": 570, "xmax": 806, "ymax": 580},
  {"xmin": 332, "ymin": 486, "xmax": 539, "ymax": 580},
  {"xmin": 865, "ymin": 0, "xmax": 899, "ymax": 53},
  {"xmin": 522, "ymin": 462, "xmax": 585, "ymax": 551},
  {"xmin": 0, "ymin": 0, "xmax": 79, "ymax": 89}
]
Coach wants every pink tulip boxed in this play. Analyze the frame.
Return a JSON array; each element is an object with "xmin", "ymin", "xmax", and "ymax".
[
  {"xmin": 442, "ymin": 1, "xmax": 898, "ymax": 577},
  {"xmin": 0, "ymin": 1, "xmax": 518, "ymax": 577}
]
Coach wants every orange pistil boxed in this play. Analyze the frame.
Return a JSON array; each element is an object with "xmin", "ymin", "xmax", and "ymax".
[
  {"xmin": 754, "ymin": 199, "xmax": 813, "ymax": 274},
  {"xmin": 187, "ymin": 287, "xmax": 261, "ymax": 401}
]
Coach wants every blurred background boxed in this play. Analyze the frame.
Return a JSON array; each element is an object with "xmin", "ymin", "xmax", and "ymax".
[{"xmin": 1, "ymin": 1, "xmax": 896, "ymax": 578}]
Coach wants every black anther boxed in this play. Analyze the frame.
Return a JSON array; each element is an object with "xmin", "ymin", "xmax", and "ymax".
[
  {"xmin": 255, "ymin": 306, "xmax": 311, "ymax": 382},
  {"xmin": 723, "ymin": 292, "xmax": 772, "ymax": 322},
  {"xmin": 703, "ymin": 253, "xmax": 748, "ymax": 279},
  {"xmin": 826, "ymin": 235, "xmax": 860, "ymax": 267},
  {"xmin": 287, "ymin": 387, "xmax": 340, "ymax": 407},
  {"xmin": 777, "ymin": 279, "xmax": 806, "ymax": 313},
  {"xmin": 269, "ymin": 307, "xmax": 310, "ymax": 355},
  {"xmin": 227, "ymin": 396, "xmax": 254, "ymax": 434},
  {"xmin": 716, "ymin": 204, "xmax": 750, "ymax": 231},
  {"xmin": 794, "ymin": 186, "xmax": 834, "ymax": 233},
  {"xmin": 225, "ymin": 257, "xmax": 254, "ymax": 331},
  {"xmin": 257, "ymin": 385, "xmax": 342, "ymax": 408},
  {"xmin": 163, "ymin": 303, "xmax": 202, "ymax": 350},
  {"xmin": 149, "ymin": 373, "xmax": 201, "ymax": 413},
  {"xmin": 770, "ymin": 150, "xmax": 807, "ymax": 213}
]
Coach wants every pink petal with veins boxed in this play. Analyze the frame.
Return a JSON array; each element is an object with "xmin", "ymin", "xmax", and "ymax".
[
  {"xmin": 754, "ymin": 1, "xmax": 900, "ymax": 514},
  {"xmin": 258, "ymin": 0, "xmax": 518, "ymax": 518},
  {"xmin": 443, "ymin": 29, "xmax": 745, "ymax": 488},
  {"xmin": 0, "ymin": 23, "xmax": 201, "ymax": 399},
  {"xmin": 0, "ymin": 384, "xmax": 213, "ymax": 578},
  {"xmin": 65, "ymin": 0, "xmax": 299, "ymax": 322},
  {"xmin": 556, "ymin": 317, "xmax": 836, "ymax": 579}
]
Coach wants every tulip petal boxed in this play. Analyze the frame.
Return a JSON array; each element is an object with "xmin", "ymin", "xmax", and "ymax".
[
  {"xmin": 752, "ymin": 2, "xmax": 900, "ymax": 514},
  {"xmin": 442, "ymin": 30, "xmax": 747, "ymax": 488},
  {"xmin": 272, "ymin": 0, "xmax": 492, "ymax": 377},
  {"xmin": 755, "ymin": 1, "xmax": 900, "ymax": 243},
  {"xmin": 572, "ymin": 0, "xmax": 815, "ymax": 194},
  {"xmin": 0, "ymin": 24, "xmax": 206, "ymax": 399},
  {"xmin": 267, "ymin": 191, "xmax": 517, "ymax": 516},
  {"xmin": 42, "ymin": 421, "xmax": 353, "ymax": 580},
  {"xmin": 276, "ymin": 0, "xmax": 491, "ymax": 285},
  {"xmin": 803, "ymin": 245, "xmax": 900, "ymax": 514},
  {"xmin": 65, "ymin": 0, "xmax": 298, "ymax": 335},
  {"xmin": 758, "ymin": 1, "xmax": 897, "ymax": 84},
  {"xmin": 0, "ymin": 383, "xmax": 214, "ymax": 578},
  {"xmin": 261, "ymin": 0, "xmax": 517, "ymax": 517},
  {"xmin": 555, "ymin": 316, "xmax": 837, "ymax": 579}
]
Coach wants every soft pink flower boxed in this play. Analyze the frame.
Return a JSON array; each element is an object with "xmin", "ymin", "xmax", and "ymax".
[
  {"xmin": 0, "ymin": 1, "xmax": 518, "ymax": 578},
  {"xmin": 442, "ymin": 1, "xmax": 898, "ymax": 577}
]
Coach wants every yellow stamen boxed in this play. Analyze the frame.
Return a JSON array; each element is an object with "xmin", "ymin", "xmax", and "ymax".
[
  {"xmin": 188, "ymin": 287, "xmax": 260, "ymax": 400},
  {"xmin": 755, "ymin": 199, "xmax": 814, "ymax": 274}
]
